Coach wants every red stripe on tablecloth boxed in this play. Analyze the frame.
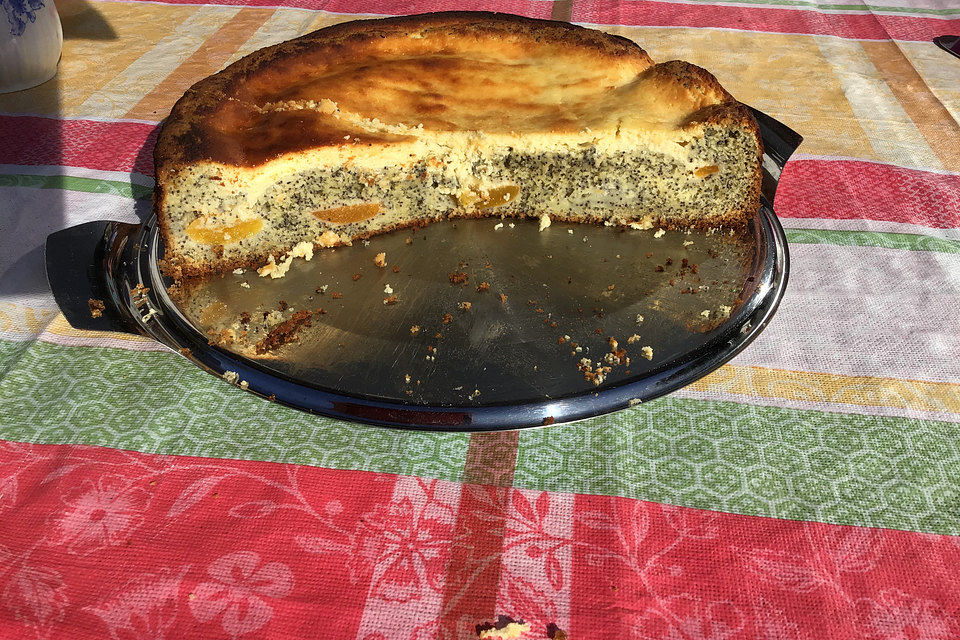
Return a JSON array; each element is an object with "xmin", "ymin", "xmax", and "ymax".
[
  {"xmin": 570, "ymin": 492, "xmax": 960, "ymax": 639},
  {"xmin": 89, "ymin": 0, "xmax": 959, "ymax": 40},
  {"xmin": 96, "ymin": 0, "xmax": 554, "ymax": 16},
  {"xmin": 0, "ymin": 116, "xmax": 158, "ymax": 177},
  {"xmin": 5, "ymin": 118, "xmax": 959, "ymax": 231},
  {"xmin": 0, "ymin": 441, "xmax": 393, "ymax": 639},
  {"xmin": 777, "ymin": 159, "xmax": 960, "ymax": 228},
  {"xmin": 574, "ymin": 0, "xmax": 960, "ymax": 40},
  {"xmin": 0, "ymin": 441, "xmax": 959, "ymax": 638}
]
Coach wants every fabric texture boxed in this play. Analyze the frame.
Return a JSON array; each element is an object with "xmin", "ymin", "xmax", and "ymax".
[{"xmin": 1, "ymin": 0, "xmax": 959, "ymax": 637}]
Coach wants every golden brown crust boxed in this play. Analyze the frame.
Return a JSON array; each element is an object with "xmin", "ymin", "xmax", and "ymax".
[{"xmin": 154, "ymin": 12, "xmax": 652, "ymax": 175}]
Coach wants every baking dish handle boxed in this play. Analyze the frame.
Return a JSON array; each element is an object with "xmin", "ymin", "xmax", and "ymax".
[
  {"xmin": 748, "ymin": 106, "xmax": 803, "ymax": 204},
  {"xmin": 45, "ymin": 220, "xmax": 145, "ymax": 335}
]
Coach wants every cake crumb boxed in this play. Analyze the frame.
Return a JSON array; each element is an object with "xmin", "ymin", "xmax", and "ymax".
[
  {"xmin": 629, "ymin": 219, "xmax": 654, "ymax": 230},
  {"xmin": 233, "ymin": 268, "xmax": 245, "ymax": 275},
  {"xmin": 654, "ymin": 228, "xmax": 666, "ymax": 238},
  {"xmin": 331, "ymin": 292, "xmax": 342, "ymax": 299},
  {"xmin": 254, "ymin": 310, "xmax": 313, "ymax": 354},
  {"xmin": 404, "ymin": 374, "xmax": 411, "ymax": 383},
  {"xmin": 494, "ymin": 222, "xmax": 504, "ymax": 230},
  {"xmin": 468, "ymin": 389, "xmax": 481, "ymax": 400},
  {"xmin": 441, "ymin": 313, "xmax": 453, "ymax": 325},
  {"xmin": 641, "ymin": 346, "xmax": 654, "ymax": 360},
  {"xmin": 240, "ymin": 282, "xmax": 251, "ymax": 289},
  {"xmin": 568, "ymin": 229, "xmax": 574, "ymax": 234},
  {"xmin": 405, "ymin": 237, "xmax": 413, "ymax": 245},
  {"xmin": 316, "ymin": 285, "xmax": 328, "ymax": 294},
  {"xmin": 258, "ymin": 241, "xmax": 313, "ymax": 279},
  {"xmin": 701, "ymin": 309, "xmax": 711, "ymax": 318},
  {"xmin": 410, "ymin": 325, "xmax": 420, "ymax": 335},
  {"xmin": 88, "ymin": 298, "xmax": 105, "ymax": 318},
  {"xmin": 499, "ymin": 293, "xmax": 508, "ymax": 304},
  {"xmin": 477, "ymin": 281, "xmax": 490, "ymax": 292},
  {"xmin": 384, "ymin": 284, "xmax": 394, "ymax": 295},
  {"xmin": 458, "ymin": 301, "xmax": 472, "ymax": 311},
  {"xmin": 683, "ymin": 240, "xmax": 694, "ymax": 246},
  {"xmin": 547, "ymin": 623, "xmax": 568, "ymax": 640},
  {"xmin": 542, "ymin": 416, "xmax": 556, "ymax": 426},
  {"xmin": 628, "ymin": 334, "xmax": 641, "ymax": 344},
  {"xmin": 449, "ymin": 271, "xmax": 469, "ymax": 285},
  {"xmin": 383, "ymin": 295, "xmax": 398, "ymax": 305},
  {"xmin": 374, "ymin": 252, "xmax": 387, "ymax": 268},
  {"xmin": 477, "ymin": 618, "xmax": 530, "ymax": 640},
  {"xmin": 222, "ymin": 371, "xmax": 239, "ymax": 384},
  {"xmin": 392, "ymin": 265, "xmax": 400, "ymax": 273},
  {"xmin": 719, "ymin": 305, "xmax": 732, "ymax": 315},
  {"xmin": 352, "ymin": 273, "xmax": 362, "ymax": 281},
  {"xmin": 239, "ymin": 380, "xmax": 249, "ymax": 390},
  {"xmin": 539, "ymin": 214, "xmax": 551, "ymax": 231}
]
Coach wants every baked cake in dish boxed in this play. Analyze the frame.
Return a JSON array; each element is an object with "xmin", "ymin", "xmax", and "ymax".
[{"xmin": 155, "ymin": 12, "xmax": 762, "ymax": 278}]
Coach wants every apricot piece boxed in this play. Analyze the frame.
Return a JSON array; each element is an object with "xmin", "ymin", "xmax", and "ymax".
[
  {"xmin": 312, "ymin": 203, "xmax": 382, "ymax": 224},
  {"xmin": 186, "ymin": 217, "xmax": 263, "ymax": 245},
  {"xmin": 694, "ymin": 165, "xmax": 719, "ymax": 178},
  {"xmin": 457, "ymin": 185, "xmax": 521, "ymax": 209}
]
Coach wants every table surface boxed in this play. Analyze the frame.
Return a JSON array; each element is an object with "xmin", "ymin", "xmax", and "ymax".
[{"xmin": 1, "ymin": 1, "xmax": 959, "ymax": 638}]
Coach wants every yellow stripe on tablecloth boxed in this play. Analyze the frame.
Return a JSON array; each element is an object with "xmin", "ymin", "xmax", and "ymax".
[
  {"xmin": 0, "ymin": 305, "xmax": 151, "ymax": 345},
  {"xmin": 601, "ymin": 26, "xmax": 879, "ymax": 164},
  {"xmin": 691, "ymin": 364, "xmax": 960, "ymax": 415},
  {"xmin": 813, "ymin": 36, "xmax": 942, "ymax": 171},
  {"xmin": 126, "ymin": 7, "xmax": 276, "ymax": 121},
  {"xmin": 78, "ymin": 5, "xmax": 240, "ymax": 120},
  {"xmin": 223, "ymin": 7, "xmax": 320, "ymax": 67},
  {"xmin": 894, "ymin": 41, "xmax": 960, "ymax": 126},
  {"xmin": 861, "ymin": 40, "xmax": 960, "ymax": 172},
  {"xmin": 303, "ymin": 12, "xmax": 381, "ymax": 33},
  {"xmin": 222, "ymin": 10, "xmax": 369, "ymax": 70},
  {"xmin": 43, "ymin": 314, "xmax": 153, "ymax": 344}
]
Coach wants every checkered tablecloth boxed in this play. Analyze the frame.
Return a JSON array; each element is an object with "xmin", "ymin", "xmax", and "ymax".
[{"xmin": 2, "ymin": 0, "xmax": 960, "ymax": 637}]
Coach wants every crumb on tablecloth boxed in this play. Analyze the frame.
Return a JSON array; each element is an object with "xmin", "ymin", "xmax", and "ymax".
[{"xmin": 88, "ymin": 298, "xmax": 105, "ymax": 318}]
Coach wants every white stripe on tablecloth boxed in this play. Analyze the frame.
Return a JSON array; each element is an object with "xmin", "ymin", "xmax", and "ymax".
[
  {"xmin": 5, "ymin": 190, "xmax": 959, "ymax": 386},
  {"xmin": 495, "ymin": 488, "xmax": 574, "ymax": 637},
  {"xmin": 353, "ymin": 477, "xmax": 463, "ymax": 640},
  {"xmin": 730, "ymin": 243, "xmax": 960, "ymax": 383}
]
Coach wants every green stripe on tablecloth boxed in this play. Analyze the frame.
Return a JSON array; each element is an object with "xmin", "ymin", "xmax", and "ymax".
[
  {"xmin": 517, "ymin": 405, "xmax": 960, "ymax": 534},
  {"xmin": 2, "ymin": 339, "xmax": 958, "ymax": 534},
  {"xmin": 0, "ymin": 173, "xmax": 152, "ymax": 200},
  {"xmin": 0, "ymin": 339, "xmax": 469, "ymax": 481},
  {"xmin": 785, "ymin": 228, "xmax": 960, "ymax": 254}
]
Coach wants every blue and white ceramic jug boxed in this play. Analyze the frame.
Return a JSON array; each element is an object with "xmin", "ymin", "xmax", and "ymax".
[{"xmin": 1, "ymin": 0, "xmax": 63, "ymax": 92}]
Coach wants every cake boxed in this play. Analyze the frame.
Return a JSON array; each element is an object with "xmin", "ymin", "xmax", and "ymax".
[{"xmin": 155, "ymin": 12, "xmax": 762, "ymax": 279}]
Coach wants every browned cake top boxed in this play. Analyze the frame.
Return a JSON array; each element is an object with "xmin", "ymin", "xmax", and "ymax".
[{"xmin": 156, "ymin": 12, "xmax": 740, "ymax": 171}]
